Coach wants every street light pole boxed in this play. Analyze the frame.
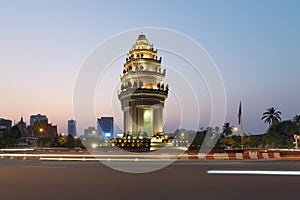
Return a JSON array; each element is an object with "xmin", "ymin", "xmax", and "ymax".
[
  {"xmin": 294, "ymin": 134, "xmax": 299, "ymax": 149},
  {"xmin": 234, "ymin": 126, "xmax": 243, "ymax": 149},
  {"xmin": 233, "ymin": 127, "xmax": 238, "ymax": 148},
  {"xmin": 241, "ymin": 132, "xmax": 244, "ymax": 150},
  {"xmin": 240, "ymin": 119, "xmax": 244, "ymax": 150}
]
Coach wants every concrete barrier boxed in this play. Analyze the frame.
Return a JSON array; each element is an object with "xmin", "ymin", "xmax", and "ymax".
[
  {"xmin": 249, "ymin": 152, "xmax": 258, "ymax": 159},
  {"xmin": 236, "ymin": 153, "xmax": 244, "ymax": 160},
  {"xmin": 195, "ymin": 152, "xmax": 285, "ymax": 160},
  {"xmin": 262, "ymin": 153, "xmax": 269, "ymax": 159},
  {"xmin": 274, "ymin": 152, "xmax": 281, "ymax": 158}
]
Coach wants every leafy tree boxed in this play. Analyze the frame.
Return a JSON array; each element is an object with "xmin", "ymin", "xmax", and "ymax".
[
  {"xmin": 190, "ymin": 131, "xmax": 206, "ymax": 149},
  {"xmin": 58, "ymin": 134, "xmax": 67, "ymax": 146},
  {"xmin": 65, "ymin": 135, "xmax": 76, "ymax": 148},
  {"xmin": 51, "ymin": 134, "xmax": 59, "ymax": 147},
  {"xmin": 219, "ymin": 136, "xmax": 239, "ymax": 148},
  {"xmin": 75, "ymin": 138, "xmax": 84, "ymax": 148},
  {"xmin": 261, "ymin": 107, "xmax": 282, "ymax": 126},
  {"xmin": 276, "ymin": 120, "xmax": 297, "ymax": 138},
  {"xmin": 293, "ymin": 115, "xmax": 300, "ymax": 134},
  {"xmin": 262, "ymin": 132, "xmax": 284, "ymax": 148},
  {"xmin": 270, "ymin": 120, "xmax": 296, "ymax": 147},
  {"xmin": 243, "ymin": 134, "xmax": 256, "ymax": 148},
  {"xmin": 262, "ymin": 120, "xmax": 297, "ymax": 148},
  {"xmin": 38, "ymin": 136, "xmax": 54, "ymax": 147},
  {"xmin": 0, "ymin": 126, "xmax": 22, "ymax": 147}
]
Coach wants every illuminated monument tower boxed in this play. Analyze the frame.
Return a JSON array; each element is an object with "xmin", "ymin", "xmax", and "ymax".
[{"xmin": 118, "ymin": 33, "xmax": 168, "ymax": 137}]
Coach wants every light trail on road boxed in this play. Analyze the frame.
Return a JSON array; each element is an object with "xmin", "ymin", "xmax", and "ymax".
[{"xmin": 207, "ymin": 170, "xmax": 300, "ymax": 176}]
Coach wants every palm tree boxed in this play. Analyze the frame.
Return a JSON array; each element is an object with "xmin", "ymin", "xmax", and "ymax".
[
  {"xmin": 214, "ymin": 126, "xmax": 221, "ymax": 138},
  {"xmin": 261, "ymin": 107, "xmax": 282, "ymax": 126},
  {"xmin": 214, "ymin": 126, "xmax": 220, "ymax": 134},
  {"xmin": 293, "ymin": 115, "xmax": 300, "ymax": 134},
  {"xmin": 222, "ymin": 123, "xmax": 233, "ymax": 136},
  {"xmin": 293, "ymin": 115, "xmax": 300, "ymax": 123}
]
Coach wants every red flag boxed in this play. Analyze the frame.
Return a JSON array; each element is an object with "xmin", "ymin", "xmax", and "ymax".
[{"xmin": 238, "ymin": 101, "xmax": 242, "ymax": 124}]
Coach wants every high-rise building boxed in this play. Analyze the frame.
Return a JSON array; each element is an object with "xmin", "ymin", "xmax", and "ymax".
[
  {"xmin": 67, "ymin": 119, "xmax": 77, "ymax": 137},
  {"xmin": 97, "ymin": 117, "xmax": 114, "ymax": 139},
  {"xmin": 0, "ymin": 118, "xmax": 12, "ymax": 129},
  {"xmin": 118, "ymin": 33, "xmax": 168, "ymax": 137},
  {"xmin": 30, "ymin": 114, "xmax": 47, "ymax": 126},
  {"xmin": 0, "ymin": 118, "xmax": 12, "ymax": 136}
]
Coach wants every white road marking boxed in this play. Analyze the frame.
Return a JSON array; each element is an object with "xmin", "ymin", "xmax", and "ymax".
[
  {"xmin": 207, "ymin": 170, "xmax": 300, "ymax": 176},
  {"xmin": 22, "ymin": 165, "xmax": 66, "ymax": 169},
  {"xmin": 39, "ymin": 157, "xmax": 173, "ymax": 162}
]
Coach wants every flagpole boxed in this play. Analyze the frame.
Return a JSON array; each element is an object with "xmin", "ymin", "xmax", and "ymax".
[
  {"xmin": 242, "ymin": 103, "xmax": 244, "ymax": 149},
  {"xmin": 241, "ymin": 117, "xmax": 244, "ymax": 150},
  {"xmin": 238, "ymin": 101, "xmax": 244, "ymax": 150}
]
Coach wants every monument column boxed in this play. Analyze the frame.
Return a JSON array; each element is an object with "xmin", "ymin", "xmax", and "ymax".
[
  {"xmin": 153, "ymin": 107, "xmax": 163, "ymax": 134},
  {"xmin": 127, "ymin": 108, "xmax": 132, "ymax": 133},
  {"xmin": 137, "ymin": 107, "xmax": 144, "ymax": 133}
]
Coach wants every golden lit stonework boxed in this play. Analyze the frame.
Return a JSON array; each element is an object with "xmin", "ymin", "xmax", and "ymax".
[{"xmin": 118, "ymin": 33, "xmax": 168, "ymax": 137}]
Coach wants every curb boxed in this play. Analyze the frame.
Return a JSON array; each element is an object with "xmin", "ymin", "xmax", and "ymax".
[
  {"xmin": 202, "ymin": 152, "xmax": 281, "ymax": 160},
  {"xmin": 0, "ymin": 151, "xmax": 295, "ymax": 161}
]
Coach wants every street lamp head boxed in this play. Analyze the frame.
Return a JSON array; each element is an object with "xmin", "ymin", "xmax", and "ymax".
[{"xmin": 233, "ymin": 127, "xmax": 238, "ymax": 132}]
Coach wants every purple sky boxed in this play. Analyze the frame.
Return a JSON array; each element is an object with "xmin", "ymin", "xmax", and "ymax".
[{"xmin": 0, "ymin": 0, "xmax": 299, "ymax": 134}]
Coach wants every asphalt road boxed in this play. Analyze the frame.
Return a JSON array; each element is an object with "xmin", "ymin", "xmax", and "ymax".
[{"xmin": 1, "ymin": 159, "xmax": 300, "ymax": 200}]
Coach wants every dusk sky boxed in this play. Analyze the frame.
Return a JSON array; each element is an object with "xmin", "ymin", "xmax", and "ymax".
[{"xmin": 0, "ymin": 0, "xmax": 299, "ymax": 134}]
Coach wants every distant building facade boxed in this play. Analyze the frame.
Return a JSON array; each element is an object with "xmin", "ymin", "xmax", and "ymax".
[
  {"xmin": 30, "ymin": 114, "xmax": 47, "ymax": 126},
  {"xmin": 16, "ymin": 117, "xmax": 29, "ymax": 137},
  {"xmin": 16, "ymin": 117, "xmax": 38, "ymax": 146},
  {"xmin": 28, "ymin": 119, "xmax": 57, "ymax": 137},
  {"xmin": 97, "ymin": 117, "xmax": 114, "ymax": 139},
  {"xmin": 0, "ymin": 118, "xmax": 12, "ymax": 130},
  {"xmin": 67, "ymin": 119, "xmax": 77, "ymax": 137},
  {"xmin": 0, "ymin": 118, "xmax": 12, "ymax": 137},
  {"xmin": 84, "ymin": 126, "xmax": 97, "ymax": 137}
]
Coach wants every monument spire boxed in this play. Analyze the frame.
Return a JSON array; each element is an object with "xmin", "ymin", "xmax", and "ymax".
[{"xmin": 118, "ymin": 33, "xmax": 168, "ymax": 137}]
